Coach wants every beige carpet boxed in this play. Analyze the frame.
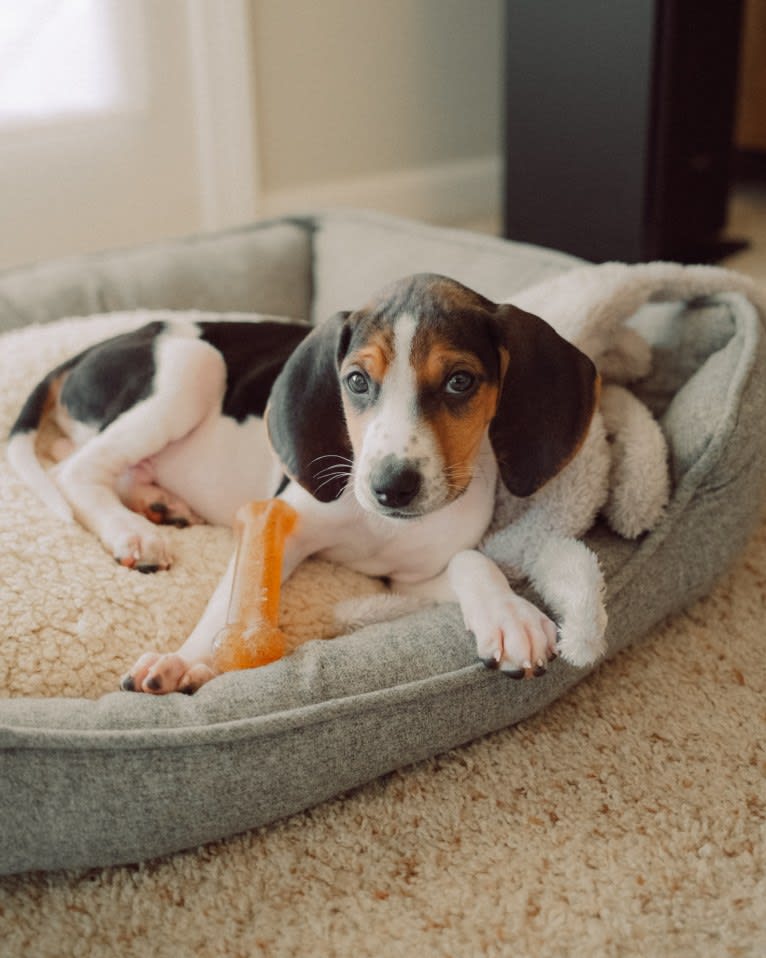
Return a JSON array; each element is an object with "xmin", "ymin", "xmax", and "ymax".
[{"xmin": 1, "ymin": 509, "xmax": 764, "ymax": 955}]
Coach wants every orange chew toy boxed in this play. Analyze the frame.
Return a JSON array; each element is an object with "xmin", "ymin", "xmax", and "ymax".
[{"xmin": 212, "ymin": 498, "xmax": 298, "ymax": 672}]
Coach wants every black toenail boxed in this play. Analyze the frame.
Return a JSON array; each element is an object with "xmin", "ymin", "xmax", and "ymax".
[
  {"xmin": 149, "ymin": 501, "xmax": 168, "ymax": 515},
  {"xmin": 146, "ymin": 676, "xmax": 161, "ymax": 691},
  {"xmin": 480, "ymin": 657, "xmax": 500, "ymax": 670},
  {"xmin": 121, "ymin": 675, "xmax": 135, "ymax": 691},
  {"xmin": 506, "ymin": 668, "xmax": 526, "ymax": 680},
  {"xmin": 179, "ymin": 685, "xmax": 195, "ymax": 695},
  {"xmin": 136, "ymin": 563, "xmax": 160, "ymax": 574},
  {"xmin": 533, "ymin": 665, "xmax": 547, "ymax": 677},
  {"xmin": 171, "ymin": 518, "xmax": 189, "ymax": 528}
]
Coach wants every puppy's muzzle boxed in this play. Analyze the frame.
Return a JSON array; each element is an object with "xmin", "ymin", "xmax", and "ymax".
[{"xmin": 369, "ymin": 456, "xmax": 422, "ymax": 512}]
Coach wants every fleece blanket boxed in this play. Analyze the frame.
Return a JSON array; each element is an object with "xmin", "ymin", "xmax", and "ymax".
[
  {"xmin": 0, "ymin": 261, "xmax": 764, "ymax": 700},
  {"xmin": 511, "ymin": 259, "xmax": 766, "ymax": 375}
]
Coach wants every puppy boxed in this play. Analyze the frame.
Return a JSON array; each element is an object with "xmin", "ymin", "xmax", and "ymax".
[{"xmin": 8, "ymin": 273, "xmax": 607, "ymax": 693}]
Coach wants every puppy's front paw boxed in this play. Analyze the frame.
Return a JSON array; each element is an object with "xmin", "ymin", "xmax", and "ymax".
[
  {"xmin": 121, "ymin": 652, "xmax": 217, "ymax": 694},
  {"xmin": 469, "ymin": 594, "xmax": 558, "ymax": 678}
]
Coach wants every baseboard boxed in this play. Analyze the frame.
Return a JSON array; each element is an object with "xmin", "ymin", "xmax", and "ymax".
[{"xmin": 257, "ymin": 154, "xmax": 501, "ymax": 225}]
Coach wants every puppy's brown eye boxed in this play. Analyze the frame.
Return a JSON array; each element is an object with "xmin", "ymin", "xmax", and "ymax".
[
  {"xmin": 345, "ymin": 370, "xmax": 369, "ymax": 394},
  {"xmin": 445, "ymin": 371, "xmax": 476, "ymax": 395}
]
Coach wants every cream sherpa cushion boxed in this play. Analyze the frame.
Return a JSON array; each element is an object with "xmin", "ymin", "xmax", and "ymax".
[{"xmin": 0, "ymin": 311, "xmax": 385, "ymax": 699}]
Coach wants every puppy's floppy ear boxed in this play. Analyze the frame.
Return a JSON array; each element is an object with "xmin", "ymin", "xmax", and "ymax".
[
  {"xmin": 490, "ymin": 304, "xmax": 599, "ymax": 497},
  {"xmin": 266, "ymin": 311, "xmax": 353, "ymax": 502}
]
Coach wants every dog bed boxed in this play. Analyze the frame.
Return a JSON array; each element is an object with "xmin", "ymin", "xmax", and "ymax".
[{"xmin": 1, "ymin": 210, "xmax": 764, "ymax": 875}]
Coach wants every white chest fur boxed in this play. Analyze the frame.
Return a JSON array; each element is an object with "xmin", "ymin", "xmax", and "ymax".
[{"xmin": 282, "ymin": 441, "xmax": 499, "ymax": 584}]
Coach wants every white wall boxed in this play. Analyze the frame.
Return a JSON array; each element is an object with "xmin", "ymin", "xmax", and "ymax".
[
  {"xmin": 0, "ymin": 1, "xmax": 258, "ymax": 270},
  {"xmin": 251, "ymin": 0, "xmax": 503, "ymax": 224}
]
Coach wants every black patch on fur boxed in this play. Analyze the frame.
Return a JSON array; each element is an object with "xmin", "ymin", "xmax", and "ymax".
[
  {"xmin": 198, "ymin": 321, "xmax": 312, "ymax": 422},
  {"xmin": 8, "ymin": 355, "xmax": 81, "ymax": 437},
  {"xmin": 58, "ymin": 322, "xmax": 166, "ymax": 430},
  {"xmin": 267, "ymin": 313, "xmax": 353, "ymax": 502},
  {"xmin": 489, "ymin": 304, "xmax": 599, "ymax": 497},
  {"xmin": 13, "ymin": 319, "xmax": 314, "ymax": 440},
  {"xmin": 274, "ymin": 474, "xmax": 291, "ymax": 496}
]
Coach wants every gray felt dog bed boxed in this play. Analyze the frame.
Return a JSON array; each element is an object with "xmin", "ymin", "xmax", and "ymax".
[{"xmin": 1, "ymin": 210, "xmax": 765, "ymax": 875}]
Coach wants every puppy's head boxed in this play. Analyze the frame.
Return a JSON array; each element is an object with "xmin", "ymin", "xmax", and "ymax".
[{"xmin": 267, "ymin": 274, "xmax": 599, "ymax": 515}]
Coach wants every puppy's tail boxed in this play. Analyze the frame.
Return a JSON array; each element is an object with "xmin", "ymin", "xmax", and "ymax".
[{"xmin": 7, "ymin": 370, "xmax": 75, "ymax": 523}]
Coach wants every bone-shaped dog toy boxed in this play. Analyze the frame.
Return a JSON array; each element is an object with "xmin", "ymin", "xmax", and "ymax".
[{"xmin": 212, "ymin": 498, "xmax": 297, "ymax": 671}]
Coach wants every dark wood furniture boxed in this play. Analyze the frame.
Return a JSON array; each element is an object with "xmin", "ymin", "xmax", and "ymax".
[{"xmin": 503, "ymin": 0, "xmax": 745, "ymax": 263}]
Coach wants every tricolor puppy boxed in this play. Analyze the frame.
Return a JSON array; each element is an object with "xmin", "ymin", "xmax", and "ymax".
[{"xmin": 8, "ymin": 273, "xmax": 603, "ymax": 693}]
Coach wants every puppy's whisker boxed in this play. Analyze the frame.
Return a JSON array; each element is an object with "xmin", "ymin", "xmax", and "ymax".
[
  {"xmin": 313, "ymin": 469, "xmax": 352, "ymax": 485},
  {"xmin": 310, "ymin": 453, "xmax": 353, "ymax": 463},
  {"xmin": 445, "ymin": 471, "xmax": 472, "ymax": 486},
  {"xmin": 444, "ymin": 460, "xmax": 472, "ymax": 476},
  {"xmin": 313, "ymin": 464, "xmax": 354, "ymax": 480},
  {"xmin": 315, "ymin": 479, "xmax": 346, "ymax": 493},
  {"xmin": 443, "ymin": 462, "xmax": 474, "ymax": 490},
  {"xmin": 313, "ymin": 473, "xmax": 352, "ymax": 495},
  {"xmin": 308, "ymin": 453, "xmax": 354, "ymax": 469},
  {"xmin": 312, "ymin": 460, "xmax": 353, "ymax": 473}
]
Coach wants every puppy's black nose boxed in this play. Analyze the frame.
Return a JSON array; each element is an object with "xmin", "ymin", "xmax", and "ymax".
[{"xmin": 371, "ymin": 460, "xmax": 422, "ymax": 509}]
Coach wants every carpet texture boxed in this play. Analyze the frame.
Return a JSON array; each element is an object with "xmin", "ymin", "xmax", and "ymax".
[{"xmin": 1, "ymin": 311, "xmax": 764, "ymax": 955}]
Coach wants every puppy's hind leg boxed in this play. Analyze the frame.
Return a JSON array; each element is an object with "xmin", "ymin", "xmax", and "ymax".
[
  {"xmin": 116, "ymin": 463, "xmax": 205, "ymax": 528},
  {"xmin": 55, "ymin": 336, "xmax": 226, "ymax": 570}
]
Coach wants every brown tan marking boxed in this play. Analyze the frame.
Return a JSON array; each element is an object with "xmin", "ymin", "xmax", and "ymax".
[
  {"xmin": 339, "ymin": 327, "xmax": 396, "ymax": 456},
  {"xmin": 343, "ymin": 327, "xmax": 395, "ymax": 383},
  {"xmin": 32, "ymin": 372, "xmax": 73, "ymax": 465},
  {"xmin": 414, "ymin": 339, "xmax": 500, "ymax": 496}
]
